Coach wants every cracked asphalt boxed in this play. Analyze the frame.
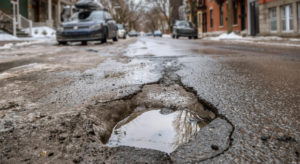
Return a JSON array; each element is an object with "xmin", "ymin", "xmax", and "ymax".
[{"xmin": 0, "ymin": 37, "xmax": 299, "ymax": 163}]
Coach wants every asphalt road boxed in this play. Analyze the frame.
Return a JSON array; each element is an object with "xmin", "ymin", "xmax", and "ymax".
[{"xmin": 0, "ymin": 37, "xmax": 299, "ymax": 163}]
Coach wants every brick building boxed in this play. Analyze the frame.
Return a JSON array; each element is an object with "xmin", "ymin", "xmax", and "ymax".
[
  {"xmin": 205, "ymin": 0, "xmax": 247, "ymax": 33},
  {"xmin": 185, "ymin": 0, "xmax": 248, "ymax": 35},
  {"xmin": 259, "ymin": 0, "xmax": 300, "ymax": 37}
]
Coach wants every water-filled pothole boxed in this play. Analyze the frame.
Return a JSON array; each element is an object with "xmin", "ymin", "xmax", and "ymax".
[
  {"xmin": 106, "ymin": 107, "xmax": 208, "ymax": 153},
  {"xmin": 87, "ymin": 83, "xmax": 216, "ymax": 153}
]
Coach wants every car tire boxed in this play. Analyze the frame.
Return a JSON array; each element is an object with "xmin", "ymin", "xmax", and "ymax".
[
  {"xmin": 172, "ymin": 35, "xmax": 175, "ymax": 39},
  {"xmin": 194, "ymin": 36, "xmax": 198, "ymax": 39},
  {"xmin": 58, "ymin": 41, "xmax": 67, "ymax": 45},
  {"xmin": 188, "ymin": 36, "xmax": 192, "ymax": 40},
  {"xmin": 101, "ymin": 30, "xmax": 107, "ymax": 43},
  {"xmin": 113, "ymin": 36, "xmax": 118, "ymax": 42},
  {"xmin": 81, "ymin": 41, "xmax": 87, "ymax": 45},
  {"xmin": 176, "ymin": 35, "xmax": 179, "ymax": 39}
]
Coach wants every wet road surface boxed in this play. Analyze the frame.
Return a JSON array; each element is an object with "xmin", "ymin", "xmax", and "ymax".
[{"xmin": 0, "ymin": 37, "xmax": 299, "ymax": 163}]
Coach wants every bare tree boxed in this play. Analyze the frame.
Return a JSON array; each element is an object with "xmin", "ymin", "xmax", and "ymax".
[
  {"xmin": 146, "ymin": 0, "xmax": 172, "ymax": 33},
  {"xmin": 100, "ymin": 0, "xmax": 145, "ymax": 31}
]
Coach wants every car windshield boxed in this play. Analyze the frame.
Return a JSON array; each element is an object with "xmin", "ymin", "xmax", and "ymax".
[
  {"xmin": 154, "ymin": 31, "xmax": 161, "ymax": 34},
  {"xmin": 117, "ymin": 24, "xmax": 124, "ymax": 29},
  {"xmin": 177, "ymin": 21, "xmax": 191, "ymax": 27},
  {"xmin": 70, "ymin": 11, "xmax": 104, "ymax": 21}
]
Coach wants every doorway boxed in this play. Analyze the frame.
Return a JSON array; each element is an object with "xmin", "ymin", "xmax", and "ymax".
[
  {"xmin": 241, "ymin": 0, "xmax": 246, "ymax": 30},
  {"xmin": 32, "ymin": 0, "xmax": 40, "ymax": 22},
  {"xmin": 249, "ymin": 0, "xmax": 259, "ymax": 36},
  {"xmin": 203, "ymin": 12, "xmax": 207, "ymax": 33}
]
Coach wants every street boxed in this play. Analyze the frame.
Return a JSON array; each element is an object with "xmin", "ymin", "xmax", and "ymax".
[{"xmin": 0, "ymin": 37, "xmax": 299, "ymax": 163}]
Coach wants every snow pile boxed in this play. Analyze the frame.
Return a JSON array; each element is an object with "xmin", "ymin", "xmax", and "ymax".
[
  {"xmin": 0, "ymin": 43, "xmax": 13, "ymax": 50},
  {"xmin": 24, "ymin": 26, "xmax": 56, "ymax": 38},
  {"xmin": 0, "ymin": 40, "xmax": 53, "ymax": 50},
  {"xmin": 0, "ymin": 33, "xmax": 19, "ymax": 41},
  {"xmin": 163, "ymin": 34, "xmax": 171, "ymax": 38},
  {"xmin": 211, "ymin": 32, "xmax": 242, "ymax": 40}
]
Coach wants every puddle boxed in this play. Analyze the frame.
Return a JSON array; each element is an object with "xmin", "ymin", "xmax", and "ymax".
[{"xmin": 106, "ymin": 108, "xmax": 207, "ymax": 153}]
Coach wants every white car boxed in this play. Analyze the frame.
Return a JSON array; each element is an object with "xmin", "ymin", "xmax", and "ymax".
[{"xmin": 117, "ymin": 24, "xmax": 126, "ymax": 39}]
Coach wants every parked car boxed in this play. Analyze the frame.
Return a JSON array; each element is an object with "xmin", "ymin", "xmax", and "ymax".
[
  {"xmin": 153, "ymin": 30, "xmax": 163, "ymax": 37},
  {"xmin": 56, "ymin": 1, "xmax": 118, "ymax": 45},
  {"xmin": 172, "ymin": 20, "xmax": 198, "ymax": 39},
  {"xmin": 128, "ymin": 30, "xmax": 138, "ymax": 37},
  {"xmin": 117, "ymin": 24, "xmax": 126, "ymax": 39}
]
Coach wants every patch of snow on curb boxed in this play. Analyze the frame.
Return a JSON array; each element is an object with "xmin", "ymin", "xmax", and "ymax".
[
  {"xmin": 0, "ymin": 33, "xmax": 19, "ymax": 41},
  {"xmin": 210, "ymin": 32, "xmax": 242, "ymax": 41},
  {"xmin": 24, "ymin": 26, "xmax": 56, "ymax": 38},
  {"xmin": 0, "ymin": 43, "xmax": 14, "ymax": 50}
]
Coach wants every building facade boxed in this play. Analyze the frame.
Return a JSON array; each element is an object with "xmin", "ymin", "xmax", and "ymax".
[
  {"xmin": 0, "ymin": 0, "xmax": 74, "ymax": 29},
  {"xmin": 205, "ymin": 0, "xmax": 247, "ymax": 33},
  {"xmin": 259, "ymin": 0, "xmax": 300, "ymax": 37},
  {"xmin": 185, "ymin": 0, "xmax": 248, "ymax": 35}
]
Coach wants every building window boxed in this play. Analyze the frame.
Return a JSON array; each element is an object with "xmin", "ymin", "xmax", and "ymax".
[
  {"xmin": 210, "ymin": 9, "xmax": 213, "ymax": 28},
  {"xmin": 281, "ymin": 5, "xmax": 293, "ymax": 32},
  {"xmin": 233, "ymin": 0, "xmax": 238, "ymax": 25},
  {"xmin": 269, "ymin": 7, "xmax": 277, "ymax": 32},
  {"xmin": 219, "ymin": 4, "xmax": 224, "ymax": 26}
]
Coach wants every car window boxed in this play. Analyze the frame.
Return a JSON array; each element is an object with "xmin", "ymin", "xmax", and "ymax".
[
  {"xmin": 117, "ymin": 24, "xmax": 124, "ymax": 29},
  {"xmin": 71, "ymin": 11, "xmax": 104, "ymax": 21},
  {"xmin": 176, "ymin": 21, "xmax": 190, "ymax": 27},
  {"xmin": 105, "ymin": 12, "xmax": 113, "ymax": 20}
]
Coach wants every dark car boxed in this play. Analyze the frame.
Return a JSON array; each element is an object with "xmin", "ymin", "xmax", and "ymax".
[
  {"xmin": 56, "ymin": 9, "xmax": 118, "ymax": 45},
  {"xmin": 153, "ymin": 30, "xmax": 162, "ymax": 37},
  {"xmin": 128, "ymin": 30, "xmax": 138, "ymax": 37},
  {"xmin": 172, "ymin": 20, "xmax": 198, "ymax": 39}
]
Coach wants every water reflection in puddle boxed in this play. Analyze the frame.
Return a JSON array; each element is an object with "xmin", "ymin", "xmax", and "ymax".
[{"xmin": 106, "ymin": 108, "xmax": 207, "ymax": 153}]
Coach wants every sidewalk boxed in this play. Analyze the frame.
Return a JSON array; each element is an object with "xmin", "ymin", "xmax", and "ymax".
[
  {"xmin": 202, "ymin": 32, "xmax": 300, "ymax": 48},
  {"xmin": 0, "ymin": 27, "xmax": 56, "ymax": 49}
]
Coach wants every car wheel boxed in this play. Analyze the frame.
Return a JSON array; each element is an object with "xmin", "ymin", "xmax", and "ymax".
[
  {"xmin": 81, "ymin": 41, "xmax": 87, "ymax": 45},
  {"xmin": 101, "ymin": 30, "xmax": 107, "ymax": 43},
  {"xmin": 188, "ymin": 36, "xmax": 192, "ymax": 40},
  {"xmin": 113, "ymin": 36, "xmax": 118, "ymax": 42},
  {"xmin": 176, "ymin": 35, "xmax": 179, "ymax": 39},
  {"xmin": 58, "ymin": 41, "xmax": 67, "ymax": 45},
  {"xmin": 124, "ymin": 36, "xmax": 126, "ymax": 39},
  {"xmin": 194, "ymin": 36, "xmax": 198, "ymax": 39},
  {"xmin": 172, "ymin": 35, "xmax": 175, "ymax": 39}
]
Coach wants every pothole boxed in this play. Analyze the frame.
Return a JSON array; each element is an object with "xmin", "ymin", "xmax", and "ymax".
[
  {"xmin": 83, "ymin": 61, "xmax": 233, "ymax": 161},
  {"xmin": 85, "ymin": 82, "xmax": 216, "ymax": 153},
  {"xmin": 106, "ymin": 107, "xmax": 207, "ymax": 153}
]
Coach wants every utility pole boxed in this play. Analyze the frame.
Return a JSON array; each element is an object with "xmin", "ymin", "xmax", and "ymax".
[{"xmin": 227, "ymin": 0, "xmax": 233, "ymax": 33}]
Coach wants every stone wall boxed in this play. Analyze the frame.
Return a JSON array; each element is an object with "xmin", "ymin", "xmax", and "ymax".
[
  {"xmin": 259, "ymin": 0, "xmax": 300, "ymax": 37},
  {"xmin": 0, "ymin": 10, "xmax": 13, "ymax": 34}
]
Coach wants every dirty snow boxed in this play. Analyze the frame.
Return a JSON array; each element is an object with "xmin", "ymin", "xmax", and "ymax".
[
  {"xmin": 126, "ymin": 38, "xmax": 184, "ymax": 57},
  {"xmin": 24, "ymin": 26, "xmax": 56, "ymax": 38},
  {"xmin": 0, "ymin": 40, "xmax": 54, "ymax": 50},
  {"xmin": 0, "ymin": 63, "xmax": 60, "ymax": 80},
  {"xmin": 0, "ymin": 43, "xmax": 14, "ymax": 50},
  {"xmin": 204, "ymin": 32, "xmax": 300, "ymax": 47},
  {"xmin": 0, "ymin": 33, "xmax": 19, "ymax": 41},
  {"xmin": 209, "ymin": 32, "xmax": 242, "ymax": 41}
]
